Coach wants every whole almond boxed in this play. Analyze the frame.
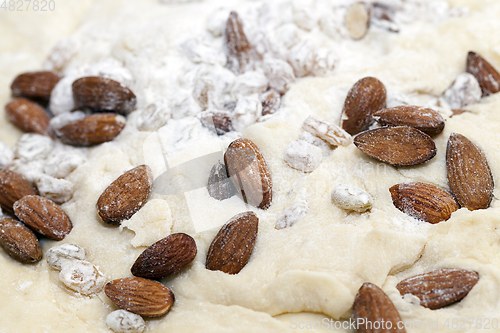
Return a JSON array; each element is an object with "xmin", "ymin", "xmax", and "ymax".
[
  {"xmin": 446, "ymin": 133, "xmax": 493, "ymax": 210},
  {"xmin": 390, "ymin": 182, "xmax": 459, "ymax": 224},
  {"xmin": 341, "ymin": 77, "xmax": 387, "ymax": 135},
  {"xmin": 206, "ymin": 211, "xmax": 258, "ymax": 274},
  {"xmin": 5, "ymin": 98, "xmax": 52, "ymax": 136},
  {"xmin": 207, "ymin": 161, "xmax": 237, "ymax": 201},
  {"xmin": 261, "ymin": 89, "xmax": 281, "ymax": 116},
  {"xmin": 344, "ymin": 2, "xmax": 371, "ymax": 40},
  {"xmin": 224, "ymin": 11, "xmax": 255, "ymax": 74},
  {"xmin": 97, "ymin": 165, "xmax": 153, "ymax": 225},
  {"xmin": 354, "ymin": 126, "xmax": 437, "ymax": 166},
  {"xmin": 131, "ymin": 233, "xmax": 197, "ymax": 279},
  {"xmin": 224, "ymin": 138, "xmax": 272, "ymax": 209},
  {"xmin": 396, "ymin": 269, "xmax": 479, "ymax": 309},
  {"xmin": 11, "ymin": 71, "xmax": 61, "ymax": 100},
  {"xmin": 466, "ymin": 51, "xmax": 500, "ymax": 97},
  {"xmin": 374, "ymin": 106, "xmax": 445, "ymax": 136},
  {"xmin": 0, "ymin": 170, "xmax": 37, "ymax": 215},
  {"xmin": 353, "ymin": 282, "xmax": 406, "ymax": 333},
  {"xmin": 105, "ymin": 277, "xmax": 175, "ymax": 317},
  {"xmin": 0, "ymin": 217, "xmax": 42, "ymax": 263},
  {"xmin": 55, "ymin": 113, "xmax": 126, "ymax": 146},
  {"xmin": 72, "ymin": 76, "xmax": 137, "ymax": 114},
  {"xmin": 13, "ymin": 195, "xmax": 72, "ymax": 241}
]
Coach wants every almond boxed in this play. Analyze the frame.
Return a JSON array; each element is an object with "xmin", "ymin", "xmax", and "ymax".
[
  {"xmin": 131, "ymin": 233, "xmax": 197, "ymax": 279},
  {"xmin": 207, "ymin": 161, "xmax": 237, "ymax": 201},
  {"xmin": 0, "ymin": 169, "xmax": 37, "ymax": 215},
  {"xmin": 13, "ymin": 195, "xmax": 72, "ymax": 241},
  {"xmin": 396, "ymin": 268, "xmax": 479, "ymax": 309},
  {"xmin": 105, "ymin": 277, "xmax": 175, "ymax": 317},
  {"xmin": 11, "ymin": 71, "xmax": 61, "ymax": 100},
  {"xmin": 72, "ymin": 76, "xmax": 137, "ymax": 114},
  {"xmin": 224, "ymin": 11, "xmax": 255, "ymax": 74},
  {"xmin": 0, "ymin": 217, "xmax": 42, "ymax": 263},
  {"xmin": 446, "ymin": 133, "xmax": 493, "ymax": 210},
  {"xmin": 97, "ymin": 165, "xmax": 153, "ymax": 225},
  {"xmin": 344, "ymin": 2, "xmax": 371, "ymax": 40},
  {"xmin": 261, "ymin": 89, "xmax": 281, "ymax": 116},
  {"xmin": 373, "ymin": 106, "xmax": 445, "ymax": 136},
  {"xmin": 341, "ymin": 77, "xmax": 387, "ymax": 135},
  {"xmin": 354, "ymin": 126, "xmax": 437, "ymax": 166},
  {"xmin": 206, "ymin": 211, "xmax": 258, "ymax": 274},
  {"xmin": 352, "ymin": 282, "xmax": 406, "ymax": 333},
  {"xmin": 199, "ymin": 110, "xmax": 233, "ymax": 135},
  {"xmin": 390, "ymin": 182, "xmax": 459, "ymax": 224},
  {"xmin": 302, "ymin": 115, "xmax": 352, "ymax": 146},
  {"xmin": 55, "ymin": 113, "xmax": 126, "ymax": 146},
  {"xmin": 466, "ymin": 51, "xmax": 500, "ymax": 97},
  {"xmin": 224, "ymin": 138, "xmax": 272, "ymax": 209},
  {"xmin": 5, "ymin": 98, "xmax": 52, "ymax": 136}
]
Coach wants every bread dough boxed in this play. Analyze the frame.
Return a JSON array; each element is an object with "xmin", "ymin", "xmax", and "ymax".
[{"xmin": 1, "ymin": 0, "xmax": 500, "ymax": 332}]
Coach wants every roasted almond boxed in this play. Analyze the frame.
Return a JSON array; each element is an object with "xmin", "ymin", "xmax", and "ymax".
[
  {"xmin": 396, "ymin": 268, "xmax": 479, "ymax": 309},
  {"xmin": 353, "ymin": 282, "xmax": 406, "ymax": 333},
  {"xmin": 446, "ymin": 133, "xmax": 493, "ymax": 210},
  {"xmin": 344, "ymin": 2, "xmax": 371, "ymax": 40},
  {"xmin": 105, "ymin": 277, "xmax": 175, "ymax": 317},
  {"xmin": 466, "ymin": 51, "xmax": 500, "ymax": 97},
  {"xmin": 373, "ymin": 106, "xmax": 445, "ymax": 136},
  {"xmin": 199, "ymin": 110, "xmax": 233, "ymax": 135},
  {"xmin": 341, "ymin": 77, "xmax": 387, "ymax": 135},
  {"xmin": 72, "ymin": 76, "xmax": 137, "ymax": 114},
  {"xmin": 0, "ymin": 169, "xmax": 37, "ymax": 215},
  {"xmin": 131, "ymin": 233, "xmax": 197, "ymax": 279},
  {"xmin": 390, "ymin": 182, "xmax": 459, "ymax": 224},
  {"xmin": 97, "ymin": 165, "xmax": 153, "ymax": 225},
  {"xmin": 13, "ymin": 195, "xmax": 72, "ymax": 241},
  {"xmin": 5, "ymin": 98, "xmax": 52, "ymax": 136},
  {"xmin": 354, "ymin": 126, "xmax": 437, "ymax": 166},
  {"xmin": 207, "ymin": 161, "xmax": 237, "ymax": 201},
  {"xmin": 55, "ymin": 113, "xmax": 126, "ymax": 146},
  {"xmin": 11, "ymin": 71, "xmax": 61, "ymax": 100},
  {"xmin": 224, "ymin": 138, "xmax": 272, "ymax": 209},
  {"xmin": 0, "ymin": 217, "xmax": 42, "ymax": 263},
  {"xmin": 206, "ymin": 211, "xmax": 258, "ymax": 274},
  {"xmin": 224, "ymin": 11, "xmax": 255, "ymax": 74}
]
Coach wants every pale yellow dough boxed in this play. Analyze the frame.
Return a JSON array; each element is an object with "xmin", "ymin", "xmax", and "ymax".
[{"xmin": 2, "ymin": 0, "xmax": 500, "ymax": 332}]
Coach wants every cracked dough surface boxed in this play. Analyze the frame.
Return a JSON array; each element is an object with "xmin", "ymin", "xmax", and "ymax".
[{"xmin": 1, "ymin": 0, "xmax": 500, "ymax": 332}]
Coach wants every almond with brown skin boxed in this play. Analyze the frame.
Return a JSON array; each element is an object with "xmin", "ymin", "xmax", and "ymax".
[
  {"xmin": 5, "ymin": 98, "xmax": 52, "ymax": 136},
  {"xmin": 105, "ymin": 277, "xmax": 175, "ymax": 317},
  {"xmin": 0, "ymin": 217, "xmax": 42, "ymax": 263},
  {"xmin": 199, "ymin": 110, "xmax": 233, "ymax": 135},
  {"xmin": 466, "ymin": 51, "xmax": 500, "ymax": 97},
  {"xmin": 224, "ymin": 138, "xmax": 272, "ymax": 209},
  {"xmin": 13, "ymin": 195, "xmax": 72, "ymax": 241},
  {"xmin": 353, "ymin": 282, "xmax": 406, "ymax": 333},
  {"xmin": 354, "ymin": 126, "xmax": 437, "ymax": 166},
  {"xmin": 56, "ymin": 113, "xmax": 126, "ymax": 146},
  {"xmin": 446, "ymin": 133, "xmax": 493, "ymax": 210},
  {"xmin": 131, "ymin": 233, "xmax": 197, "ymax": 279},
  {"xmin": 72, "ymin": 76, "xmax": 137, "ymax": 114},
  {"xmin": 97, "ymin": 165, "xmax": 153, "ymax": 225},
  {"xmin": 11, "ymin": 71, "xmax": 61, "ymax": 100},
  {"xmin": 341, "ymin": 77, "xmax": 387, "ymax": 135},
  {"xmin": 206, "ymin": 211, "xmax": 258, "ymax": 274},
  {"xmin": 0, "ymin": 170, "xmax": 37, "ymax": 215},
  {"xmin": 374, "ymin": 106, "xmax": 445, "ymax": 136},
  {"xmin": 207, "ymin": 161, "xmax": 237, "ymax": 201},
  {"xmin": 389, "ymin": 182, "xmax": 459, "ymax": 224},
  {"xmin": 224, "ymin": 11, "xmax": 255, "ymax": 74},
  {"xmin": 396, "ymin": 268, "xmax": 479, "ymax": 309},
  {"xmin": 344, "ymin": 2, "xmax": 371, "ymax": 40},
  {"xmin": 261, "ymin": 89, "xmax": 281, "ymax": 116}
]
